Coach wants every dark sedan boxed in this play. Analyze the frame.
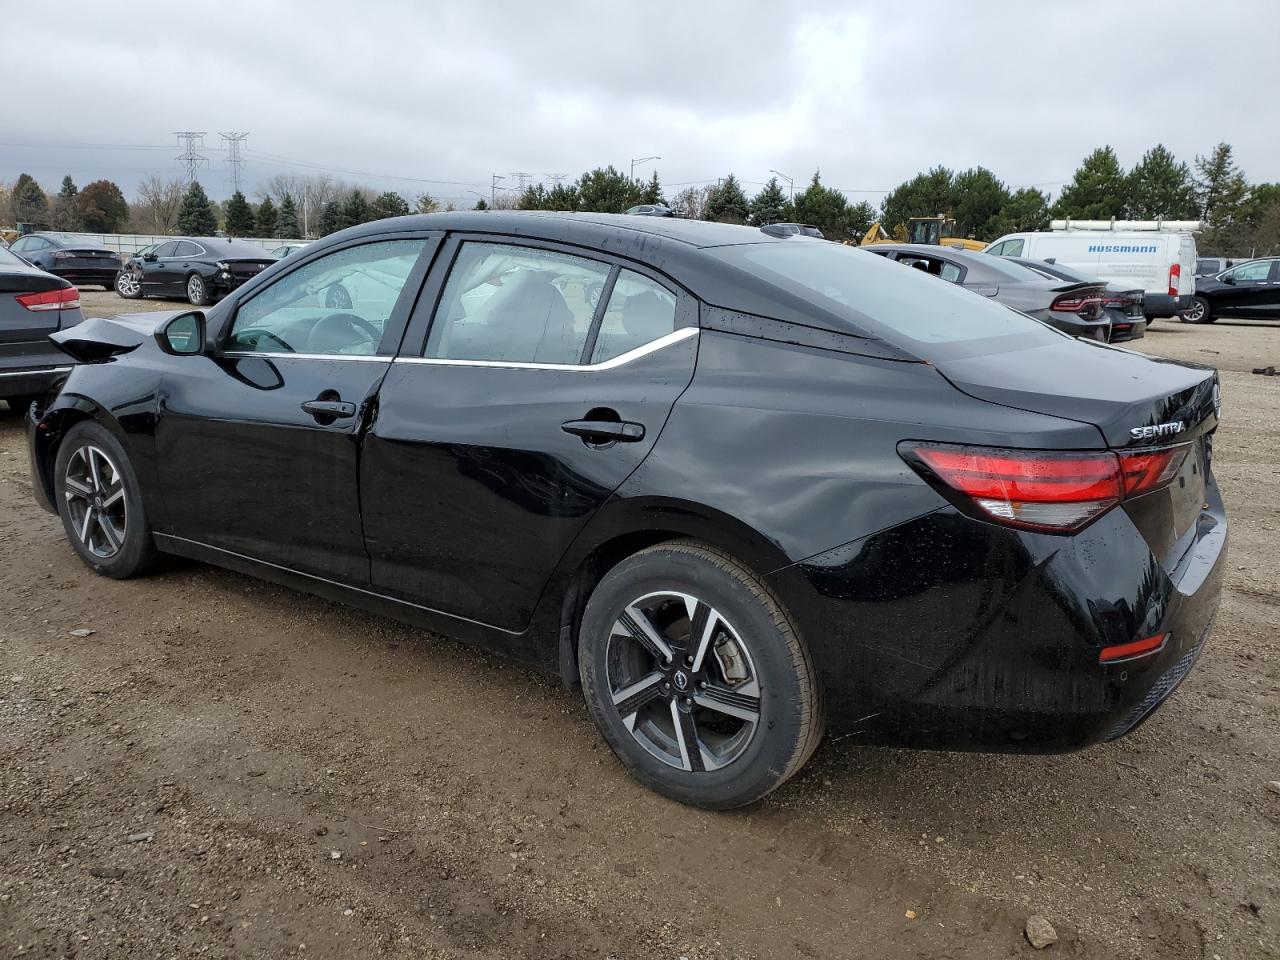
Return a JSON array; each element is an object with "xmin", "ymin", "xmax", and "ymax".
[
  {"xmin": 28, "ymin": 213, "xmax": 1226, "ymax": 809},
  {"xmin": 8, "ymin": 232, "xmax": 122, "ymax": 290},
  {"xmin": 114, "ymin": 237, "xmax": 277, "ymax": 306},
  {"xmin": 1002, "ymin": 256, "xmax": 1147, "ymax": 342},
  {"xmin": 866, "ymin": 243, "xmax": 1113, "ymax": 340},
  {"xmin": 0, "ymin": 243, "xmax": 83, "ymax": 410},
  {"xmin": 1182, "ymin": 257, "xmax": 1280, "ymax": 323}
]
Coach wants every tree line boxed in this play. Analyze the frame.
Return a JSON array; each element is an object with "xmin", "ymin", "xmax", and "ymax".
[{"xmin": 3, "ymin": 140, "xmax": 1275, "ymax": 255}]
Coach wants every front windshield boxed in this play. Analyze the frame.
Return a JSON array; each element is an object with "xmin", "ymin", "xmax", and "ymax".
[{"xmin": 710, "ymin": 242, "xmax": 1060, "ymax": 356}]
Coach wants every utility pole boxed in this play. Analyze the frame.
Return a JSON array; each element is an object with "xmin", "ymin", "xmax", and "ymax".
[
  {"xmin": 630, "ymin": 156, "xmax": 661, "ymax": 183},
  {"xmin": 174, "ymin": 132, "xmax": 209, "ymax": 183},
  {"xmin": 490, "ymin": 173, "xmax": 505, "ymax": 208},
  {"xmin": 769, "ymin": 169, "xmax": 794, "ymax": 202},
  {"xmin": 220, "ymin": 132, "xmax": 249, "ymax": 193}
]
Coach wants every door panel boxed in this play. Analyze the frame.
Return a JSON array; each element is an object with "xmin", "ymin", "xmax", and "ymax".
[
  {"xmin": 361, "ymin": 333, "xmax": 698, "ymax": 629},
  {"xmin": 1216, "ymin": 260, "xmax": 1275, "ymax": 316}
]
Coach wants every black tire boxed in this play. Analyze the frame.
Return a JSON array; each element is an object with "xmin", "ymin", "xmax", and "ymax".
[
  {"xmin": 54, "ymin": 421, "xmax": 158, "ymax": 579},
  {"xmin": 579, "ymin": 540, "xmax": 824, "ymax": 809},
  {"xmin": 1181, "ymin": 296, "xmax": 1214, "ymax": 324},
  {"xmin": 186, "ymin": 273, "xmax": 211, "ymax": 307}
]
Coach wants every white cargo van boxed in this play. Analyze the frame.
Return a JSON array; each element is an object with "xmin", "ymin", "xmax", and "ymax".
[{"xmin": 984, "ymin": 221, "xmax": 1197, "ymax": 319}]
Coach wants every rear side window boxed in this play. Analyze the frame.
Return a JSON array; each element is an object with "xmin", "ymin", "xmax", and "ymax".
[
  {"xmin": 153, "ymin": 241, "xmax": 179, "ymax": 258},
  {"xmin": 1227, "ymin": 261, "xmax": 1272, "ymax": 281},
  {"xmin": 173, "ymin": 241, "xmax": 200, "ymax": 257},
  {"xmin": 712, "ymin": 243, "xmax": 1058, "ymax": 354},
  {"xmin": 426, "ymin": 242, "xmax": 611, "ymax": 364},
  {"xmin": 591, "ymin": 271, "xmax": 678, "ymax": 363}
]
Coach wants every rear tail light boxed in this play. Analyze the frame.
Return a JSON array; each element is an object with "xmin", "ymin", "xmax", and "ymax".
[
  {"xmin": 15, "ymin": 287, "xmax": 81, "ymax": 312},
  {"xmin": 1099, "ymin": 633, "xmax": 1167, "ymax": 663},
  {"xmin": 1168, "ymin": 263, "xmax": 1180, "ymax": 296},
  {"xmin": 1050, "ymin": 294, "xmax": 1103, "ymax": 319},
  {"xmin": 53, "ymin": 250, "xmax": 70, "ymax": 260},
  {"xmin": 899, "ymin": 441, "xmax": 1192, "ymax": 533}
]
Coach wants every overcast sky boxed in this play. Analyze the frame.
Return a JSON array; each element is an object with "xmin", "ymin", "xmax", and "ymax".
[{"xmin": 4, "ymin": 0, "xmax": 1278, "ymax": 208}]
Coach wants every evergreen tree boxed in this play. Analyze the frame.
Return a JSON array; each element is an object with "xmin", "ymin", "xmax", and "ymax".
[
  {"xmin": 545, "ymin": 183, "xmax": 580, "ymax": 211},
  {"xmin": 276, "ymin": 194, "xmax": 300, "ymax": 238},
  {"xmin": 1127, "ymin": 144, "xmax": 1197, "ymax": 219},
  {"xmin": 642, "ymin": 170, "xmax": 664, "ymax": 206},
  {"xmin": 472, "ymin": 198, "xmax": 489, "ymax": 211},
  {"xmin": 342, "ymin": 190, "xmax": 371, "ymax": 227},
  {"xmin": 1196, "ymin": 143, "xmax": 1250, "ymax": 255},
  {"xmin": 10, "ymin": 173, "xmax": 48, "ymax": 226},
  {"xmin": 576, "ymin": 166, "xmax": 643, "ymax": 213},
  {"xmin": 518, "ymin": 184, "xmax": 550, "ymax": 210},
  {"xmin": 879, "ymin": 166, "xmax": 955, "ymax": 232},
  {"xmin": 256, "ymin": 195, "xmax": 279, "ymax": 238},
  {"xmin": 223, "ymin": 190, "xmax": 256, "ymax": 236},
  {"xmin": 77, "ymin": 180, "xmax": 129, "ymax": 232},
  {"xmin": 951, "ymin": 167, "xmax": 1012, "ymax": 239},
  {"xmin": 748, "ymin": 177, "xmax": 788, "ymax": 225},
  {"xmin": 371, "ymin": 191, "xmax": 411, "ymax": 220},
  {"xmin": 318, "ymin": 200, "xmax": 344, "ymax": 235},
  {"xmin": 994, "ymin": 187, "xmax": 1051, "ymax": 233},
  {"xmin": 793, "ymin": 171, "xmax": 865, "ymax": 241},
  {"xmin": 177, "ymin": 182, "xmax": 218, "ymax": 235},
  {"xmin": 415, "ymin": 192, "xmax": 440, "ymax": 214},
  {"xmin": 702, "ymin": 173, "xmax": 750, "ymax": 223},
  {"xmin": 51, "ymin": 175, "xmax": 82, "ymax": 230},
  {"xmin": 1051, "ymin": 146, "xmax": 1128, "ymax": 220}
]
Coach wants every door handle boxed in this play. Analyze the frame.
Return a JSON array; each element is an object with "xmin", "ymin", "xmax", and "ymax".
[
  {"xmin": 561, "ymin": 418, "xmax": 645, "ymax": 443},
  {"xmin": 301, "ymin": 399, "xmax": 356, "ymax": 420}
]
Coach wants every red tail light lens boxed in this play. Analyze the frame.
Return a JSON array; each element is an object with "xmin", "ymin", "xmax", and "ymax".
[
  {"xmin": 15, "ymin": 287, "xmax": 81, "ymax": 312},
  {"xmin": 1168, "ymin": 263, "xmax": 1180, "ymax": 296},
  {"xmin": 1050, "ymin": 294, "xmax": 1103, "ymax": 318},
  {"xmin": 900, "ymin": 441, "xmax": 1191, "ymax": 533}
]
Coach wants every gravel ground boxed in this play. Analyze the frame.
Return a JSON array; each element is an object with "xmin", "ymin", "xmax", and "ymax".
[{"xmin": 1, "ymin": 291, "xmax": 1278, "ymax": 959}]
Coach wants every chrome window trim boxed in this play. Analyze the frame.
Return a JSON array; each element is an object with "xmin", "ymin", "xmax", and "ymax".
[
  {"xmin": 394, "ymin": 326, "xmax": 697, "ymax": 372},
  {"xmin": 218, "ymin": 351, "xmax": 391, "ymax": 362},
  {"xmin": 0, "ymin": 366, "xmax": 73, "ymax": 379}
]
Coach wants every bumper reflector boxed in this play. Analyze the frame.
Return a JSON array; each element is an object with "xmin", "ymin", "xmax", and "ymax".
[{"xmin": 1099, "ymin": 633, "xmax": 1167, "ymax": 663}]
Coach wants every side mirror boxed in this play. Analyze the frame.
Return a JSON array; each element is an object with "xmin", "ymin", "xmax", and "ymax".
[
  {"xmin": 143, "ymin": 253, "xmax": 158, "ymax": 262},
  {"xmin": 157, "ymin": 311, "xmax": 206, "ymax": 355},
  {"xmin": 1222, "ymin": 275, "xmax": 1235, "ymax": 285}
]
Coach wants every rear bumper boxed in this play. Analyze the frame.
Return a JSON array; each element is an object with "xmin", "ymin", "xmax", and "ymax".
[
  {"xmin": 1144, "ymin": 293, "xmax": 1192, "ymax": 318},
  {"xmin": 0, "ymin": 363, "xmax": 73, "ymax": 400},
  {"xmin": 48, "ymin": 266, "xmax": 119, "ymax": 285},
  {"xmin": 1109, "ymin": 318, "xmax": 1147, "ymax": 342},
  {"xmin": 768, "ymin": 482, "xmax": 1227, "ymax": 750}
]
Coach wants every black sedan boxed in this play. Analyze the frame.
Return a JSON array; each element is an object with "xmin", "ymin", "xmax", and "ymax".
[
  {"xmin": 866, "ymin": 244, "xmax": 1114, "ymax": 340},
  {"xmin": 28, "ymin": 213, "xmax": 1226, "ymax": 809},
  {"xmin": 1002, "ymin": 256, "xmax": 1147, "ymax": 342},
  {"xmin": 1183, "ymin": 257, "xmax": 1280, "ymax": 323},
  {"xmin": 8, "ymin": 232, "xmax": 122, "ymax": 290},
  {"xmin": 0, "ymin": 243, "xmax": 83, "ymax": 410},
  {"xmin": 114, "ymin": 237, "xmax": 277, "ymax": 306}
]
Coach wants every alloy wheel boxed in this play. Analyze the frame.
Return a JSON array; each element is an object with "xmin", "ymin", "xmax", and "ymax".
[
  {"xmin": 63, "ymin": 444, "xmax": 127, "ymax": 559},
  {"xmin": 606, "ymin": 591, "xmax": 761, "ymax": 772},
  {"xmin": 116, "ymin": 272, "xmax": 140, "ymax": 297},
  {"xmin": 188, "ymin": 275, "xmax": 205, "ymax": 304},
  {"xmin": 1184, "ymin": 299, "xmax": 1205, "ymax": 322}
]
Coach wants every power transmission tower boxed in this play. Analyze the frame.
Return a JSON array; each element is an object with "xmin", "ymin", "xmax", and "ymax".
[
  {"xmin": 510, "ymin": 172, "xmax": 532, "ymax": 191},
  {"xmin": 220, "ymin": 132, "xmax": 249, "ymax": 193},
  {"xmin": 174, "ymin": 131, "xmax": 209, "ymax": 183}
]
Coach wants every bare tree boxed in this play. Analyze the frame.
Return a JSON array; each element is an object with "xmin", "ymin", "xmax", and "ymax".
[
  {"xmin": 670, "ymin": 185, "xmax": 712, "ymax": 220},
  {"xmin": 134, "ymin": 175, "xmax": 186, "ymax": 234}
]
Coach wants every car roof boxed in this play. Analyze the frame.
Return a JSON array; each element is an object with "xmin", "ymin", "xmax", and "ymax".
[{"xmin": 338, "ymin": 211, "xmax": 790, "ymax": 251}]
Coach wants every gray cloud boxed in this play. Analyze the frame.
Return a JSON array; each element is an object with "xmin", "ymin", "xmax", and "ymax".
[{"xmin": 4, "ymin": 0, "xmax": 1277, "ymax": 207}]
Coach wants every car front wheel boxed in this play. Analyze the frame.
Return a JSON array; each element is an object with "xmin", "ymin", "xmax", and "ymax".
[
  {"xmin": 115, "ymin": 271, "xmax": 141, "ymax": 299},
  {"xmin": 186, "ymin": 273, "xmax": 210, "ymax": 306},
  {"xmin": 579, "ymin": 541, "xmax": 824, "ymax": 809},
  {"xmin": 1181, "ymin": 296, "xmax": 1214, "ymax": 324},
  {"xmin": 54, "ymin": 421, "xmax": 157, "ymax": 579}
]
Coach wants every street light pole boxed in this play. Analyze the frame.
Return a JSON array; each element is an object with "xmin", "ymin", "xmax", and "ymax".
[
  {"xmin": 630, "ymin": 156, "xmax": 661, "ymax": 183},
  {"xmin": 467, "ymin": 190, "xmax": 486, "ymax": 209},
  {"xmin": 769, "ymin": 169, "xmax": 794, "ymax": 203}
]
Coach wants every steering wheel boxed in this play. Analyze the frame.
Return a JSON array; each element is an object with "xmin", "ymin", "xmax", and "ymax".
[
  {"xmin": 307, "ymin": 312, "xmax": 380, "ymax": 353},
  {"xmin": 238, "ymin": 329, "xmax": 295, "ymax": 352}
]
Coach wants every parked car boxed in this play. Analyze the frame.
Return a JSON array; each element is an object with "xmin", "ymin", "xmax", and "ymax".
[
  {"xmin": 865, "ymin": 243, "xmax": 1113, "ymax": 340},
  {"xmin": 1195, "ymin": 256, "xmax": 1235, "ymax": 278},
  {"xmin": 0, "ymin": 243, "xmax": 83, "ymax": 410},
  {"xmin": 984, "ymin": 229, "xmax": 1196, "ymax": 320},
  {"xmin": 8, "ymin": 232, "xmax": 122, "ymax": 290},
  {"xmin": 28, "ymin": 213, "xmax": 1226, "ymax": 809},
  {"xmin": 271, "ymin": 243, "xmax": 308, "ymax": 258},
  {"xmin": 1001, "ymin": 257, "xmax": 1147, "ymax": 342},
  {"xmin": 1182, "ymin": 257, "xmax": 1280, "ymax": 323},
  {"xmin": 114, "ymin": 237, "xmax": 277, "ymax": 305},
  {"xmin": 625, "ymin": 204, "xmax": 674, "ymax": 217},
  {"xmin": 760, "ymin": 222, "xmax": 825, "ymax": 239}
]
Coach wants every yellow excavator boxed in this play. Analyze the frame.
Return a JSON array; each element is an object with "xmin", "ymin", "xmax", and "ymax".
[{"xmin": 859, "ymin": 215, "xmax": 986, "ymax": 251}]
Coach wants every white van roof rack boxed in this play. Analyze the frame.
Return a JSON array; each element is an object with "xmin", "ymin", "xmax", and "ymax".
[{"xmin": 1050, "ymin": 219, "xmax": 1202, "ymax": 233}]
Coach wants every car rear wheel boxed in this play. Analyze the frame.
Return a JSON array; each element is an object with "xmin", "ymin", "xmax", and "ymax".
[
  {"xmin": 1181, "ymin": 296, "xmax": 1214, "ymax": 324},
  {"xmin": 579, "ymin": 541, "xmax": 824, "ymax": 809},
  {"xmin": 115, "ymin": 271, "xmax": 141, "ymax": 299},
  {"xmin": 54, "ymin": 421, "xmax": 157, "ymax": 579},
  {"xmin": 186, "ymin": 273, "xmax": 210, "ymax": 306}
]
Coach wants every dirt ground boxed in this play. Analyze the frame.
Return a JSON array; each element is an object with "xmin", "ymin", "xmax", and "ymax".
[{"xmin": 2, "ymin": 291, "xmax": 1278, "ymax": 959}]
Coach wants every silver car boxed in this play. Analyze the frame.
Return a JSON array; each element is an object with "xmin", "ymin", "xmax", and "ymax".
[{"xmin": 0, "ymin": 243, "xmax": 84, "ymax": 411}]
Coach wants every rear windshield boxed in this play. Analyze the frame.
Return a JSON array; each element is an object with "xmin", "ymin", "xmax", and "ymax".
[
  {"xmin": 0, "ymin": 244, "xmax": 26, "ymax": 267},
  {"xmin": 709, "ymin": 242, "xmax": 1060, "ymax": 356}
]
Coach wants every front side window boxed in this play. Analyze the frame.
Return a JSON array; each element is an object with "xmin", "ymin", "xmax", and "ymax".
[
  {"xmin": 153, "ymin": 241, "xmax": 179, "ymax": 258},
  {"xmin": 228, "ymin": 238, "xmax": 426, "ymax": 355},
  {"xmin": 426, "ymin": 242, "xmax": 611, "ymax": 364},
  {"xmin": 591, "ymin": 270, "xmax": 678, "ymax": 363},
  {"xmin": 1227, "ymin": 260, "xmax": 1271, "ymax": 282}
]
